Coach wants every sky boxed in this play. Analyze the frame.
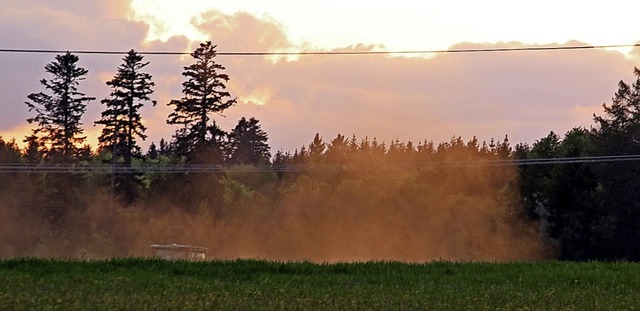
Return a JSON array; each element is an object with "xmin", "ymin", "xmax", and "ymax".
[{"xmin": 2, "ymin": 0, "xmax": 640, "ymax": 154}]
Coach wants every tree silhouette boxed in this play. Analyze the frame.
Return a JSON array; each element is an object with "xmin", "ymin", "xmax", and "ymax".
[
  {"xmin": 95, "ymin": 50, "xmax": 156, "ymax": 165},
  {"xmin": 325, "ymin": 134, "xmax": 350, "ymax": 164},
  {"xmin": 167, "ymin": 41, "xmax": 236, "ymax": 162},
  {"xmin": 307, "ymin": 133, "xmax": 326, "ymax": 163},
  {"xmin": 23, "ymin": 134, "xmax": 44, "ymax": 163},
  {"xmin": 25, "ymin": 52, "xmax": 95, "ymax": 162},
  {"xmin": 146, "ymin": 142, "xmax": 159, "ymax": 160},
  {"xmin": 591, "ymin": 67, "xmax": 640, "ymax": 260},
  {"xmin": 228, "ymin": 117, "xmax": 271, "ymax": 164},
  {"xmin": 94, "ymin": 50, "xmax": 156, "ymax": 204},
  {"xmin": 0, "ymin": 137, "xmax": 21, "ymax": 163}
]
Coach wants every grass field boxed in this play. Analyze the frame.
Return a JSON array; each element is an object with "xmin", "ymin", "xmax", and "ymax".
[{"xmin": 1, "ymin": 259, "xmax": 639, "ymax": 310}]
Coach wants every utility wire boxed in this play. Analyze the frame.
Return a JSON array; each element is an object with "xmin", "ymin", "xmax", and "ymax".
[
  {"xmin": 0, "ymin": 43, "xmax": 639, "ymax": 56},
  {"xmin": 1, "ymin": 155, "xmax": 639, "ymax": 173}
]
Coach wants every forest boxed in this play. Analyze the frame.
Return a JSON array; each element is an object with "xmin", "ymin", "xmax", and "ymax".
[{"xmin": 2, "ymin": 41, "xmax": 640, "ymax": 262}]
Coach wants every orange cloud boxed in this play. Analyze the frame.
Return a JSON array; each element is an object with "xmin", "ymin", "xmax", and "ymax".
[
  {"xmin": 195, "ymin": 10, "xmax": 293, "ymax": 52},
  {"xmin": 204, "ymin": 32, "xmax": 636, "ymax": 150}
]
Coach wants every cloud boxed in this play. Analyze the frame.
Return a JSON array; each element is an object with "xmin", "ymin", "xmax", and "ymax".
[
  {"xmin": 1, "ymin": 4, "xmax": 639, "ymax": 154},
  {"xmin": 208, "ymin": 35, "xmax": 636, "ymax": 151},
  {"xmin": 0, "ymin": 0, "xmax": 149, "ymax": 145},
  {"xmin": 198, "ymin": 11, "xmax": 294, "ymax": 54},
  {"xmin": 2, "ymin": 0, "xmax": 131, "ymax": 20},
  {"xmin": 0, "ymin": 1, "xmax": 139, "ymax": 49}
]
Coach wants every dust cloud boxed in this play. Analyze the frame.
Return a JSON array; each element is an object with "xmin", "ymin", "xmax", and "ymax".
[{"xmin": 0, "ymin": 160, "xmax": 551, "ymax": 262}]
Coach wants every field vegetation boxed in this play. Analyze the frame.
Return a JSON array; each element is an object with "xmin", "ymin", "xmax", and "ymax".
[{"xmin": 1, "ymin": 259, "xmax": 639, "ymax": 310}]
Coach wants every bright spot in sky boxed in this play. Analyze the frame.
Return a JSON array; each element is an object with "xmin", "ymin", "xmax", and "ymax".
[
  {"xmin": 241, "ymin": 88, "xmax": 272, "ymax": 106},
  {"xmin": 129, "ymin": 0, "xmax": 217, "ymax": 42},
  {"xmin": 129, "ymin": 0, "xmax": 640, "ymax": 55}
]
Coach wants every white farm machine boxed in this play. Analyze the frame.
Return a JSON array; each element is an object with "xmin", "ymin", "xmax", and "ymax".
[{"xmin": 150, "ymin": 244, "xmax": 208, "ymax": 261}]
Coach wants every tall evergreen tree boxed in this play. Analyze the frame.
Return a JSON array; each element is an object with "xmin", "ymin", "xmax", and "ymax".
[
  {"xmin": 158, "ymin": 138, "xmax": 171, "ymax": 156},
  {"xmin": 325, "ymin": 134, "xmax": 350, "ymax": 164},
  {"xmin": 23, "ymin": 135, "xmax": 44, "ymax": 164},
  {"xmin": 167, "ymin": 41, "xmax": 236, "ymax": 162},
  {"xmin": 25, "ymin": 52, "xmax": 95, "ymax": 162},
  {"xmin": 228, "ymin": 117, "xmax": 271, "ymax": 164},
  {"xmin": 93, "ymin": 50, "xmax": 156, "ymax": 204},
  {"xmin": 307, "ymin": 133, "xmax": 326, "ymax": 163},
  {"xmin": 22, "ymin": 54, "xmax": 94, "ymax": 229},
  {"xmin": 591, "ymin": 67, "xmax": 640, "ymax": 260},
  {"xmin": 146, "ymin": 142, "xmax": 159, "ymax": 160},
  {"xmin": 95, "ymin": 50, "xmax": 156, "ymax": 165}
]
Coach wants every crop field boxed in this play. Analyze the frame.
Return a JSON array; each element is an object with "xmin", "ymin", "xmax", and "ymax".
[{"xmin": 1, "ymin": 259, "xmax": 639, "ymax": 310}]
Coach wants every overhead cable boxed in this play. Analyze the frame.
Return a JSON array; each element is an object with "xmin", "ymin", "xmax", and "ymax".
[
  {"xmin": 0, "ymin": 43, "xmax": 639, "ymax": 57},
  {"xmin": 1, "ymin": 154, "xmax": 640, "ymax": 173}
]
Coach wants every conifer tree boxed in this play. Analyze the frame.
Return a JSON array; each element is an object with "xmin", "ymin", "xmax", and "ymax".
[
  {"xmin": 307, "ymin": 133, "xmax": 326, "ymax": 162},
  {"xmin": 146, "ymin": 142, "xmax": 159, "ymax": 160},
  {"xmin": 25, "ymin": 52, "xmax": 95, "ymax": 162},
  {"xmin": 94, "ymin": 50, "xmax": 156, "ymax": 204},
  {"xmin": 325, "ymin": 134, "xmax": 349, "ymax": 164},
  {"xmin": 0, "ymin": 137, "xmax": 22, "ymax": 163},
  {"xmin": 228, "ymin": 117, "xmax": 271, "ymax": 164},
  {"xmin": 23, "ymin": 135, "xmax": 44, "ymax": 163},
  {"xmin": 591, "ymin": 67, "xmax": 640, "ymax": 260},
  {"xmin": 95, "ymin": 50, "xmax": 156, "ymax": 165},
  {"xmin": 167, "ymin": 41, "xmax": 236, "ymax": 162},
  {"xmin": 158, "ymin": 138, "xmax": 171, "ymax": 156}
]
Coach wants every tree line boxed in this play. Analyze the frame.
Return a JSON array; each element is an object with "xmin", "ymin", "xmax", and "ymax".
[{"xmin": 2, "ymin": 41, "xmax": 640, "ymax": 261}]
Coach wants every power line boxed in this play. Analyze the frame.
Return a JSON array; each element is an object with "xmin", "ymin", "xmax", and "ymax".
[
  {"xmin": 0, "ymin": 155, "xmax": 639, "ymax": 173},
  {"xmin": 0, "ymin": 43, "xmax": 639, "ymax": 57}
]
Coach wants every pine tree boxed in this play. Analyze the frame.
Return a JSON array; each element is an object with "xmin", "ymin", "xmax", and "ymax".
[
  {"xmin": 307, "ymin": 133, "xmax": 326, "ymax": 163},
  {"xmin": 95, "ymin": 50, "xmax": 156, "ymax": 165},
  {"xmin": 158, "ymin": 138, "xmax": 171, "ymax": 156},
  {"xmin": 228, "ymin": 117, "xmax": 271, "ymax": 164},
  {"xmin": 25, "ymin": 52, "xmax": 95, "ymax": 162},
  {"xmin": 167, "ymin": 41, "xmax": 236, "ymax": 162},
  {"xmin": 23, "ymin": 135, "xmax": 44, "ymax": 163},
  {"xmin": 272, "ymin": 150, "xmax": 292, "ymax": 179},
  {"xmin": 23, "ymin": 53, "xmax": 94, "ymax": 228},
  {"xmin": 147, "ymin": 142, "xmax": 159, "ymax": 160},
  {"xmin": 325, "ymin": 134, "xmax": 349, "ymax": 164},
  {"xmin": 591, "ymin": 67, "xmax": 640, "ymax": 260}
]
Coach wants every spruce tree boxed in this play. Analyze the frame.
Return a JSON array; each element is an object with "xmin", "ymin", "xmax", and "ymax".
[
  {"xmin": 228, "ymin": 117, "xmax": 271, "ymax": 164},
  {"xmin": 147, "ymin": 142, "xmax": 159, "ymax": 160},
  {"xmin": 23, "ymin": 135, "xmax": 44, "ymax": 163},
  {"xmin": 325, "ymin": 134, "xmax": 350, "ymax": 164},
  {"xmin": 25, "ymin": 52, "xmax": 95, "ymax": 162},
  {"xmin": 591, "ymin": 67, "xmax": 640, "ymax": 260},
  {"xmin": 158, "ymin": 138, "xmax": 171, "ymax": 156},
  {"xmin": 94, "ymin": 50, "xmax": 156, "ymax": 204},
  {"xmin": 24, "ymin": 53, "xmax": 94, "ymax": 228},
  {"xmin": 307, "ymin": 133, "xmax": 326, "ymax": 163},
  {"xmin": 95, "ymin": 50, "xmax": 156, "ymax": 165},
  {"xmin": 167, "ymin": 41, "xmax": 236, "ymax": 162}
]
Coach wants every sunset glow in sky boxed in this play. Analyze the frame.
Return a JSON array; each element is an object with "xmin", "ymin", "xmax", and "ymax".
[
  {"xmin": 130, "ymin": 0, "xmax": 640, "ymax": 53},
  {"xmin": 2, "ymin": 0, "xmax": 640, "ymax": 152}
]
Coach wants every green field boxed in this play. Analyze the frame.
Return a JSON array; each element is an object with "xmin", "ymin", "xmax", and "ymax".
[{"xmin": 1, "ymin": 259, "xmax": 639, "ymax": 310}]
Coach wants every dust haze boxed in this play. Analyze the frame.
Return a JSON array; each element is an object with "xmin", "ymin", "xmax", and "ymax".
[{"xmin": 0, "ymin": 153, "xmax": 550, "ymax": 262}]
